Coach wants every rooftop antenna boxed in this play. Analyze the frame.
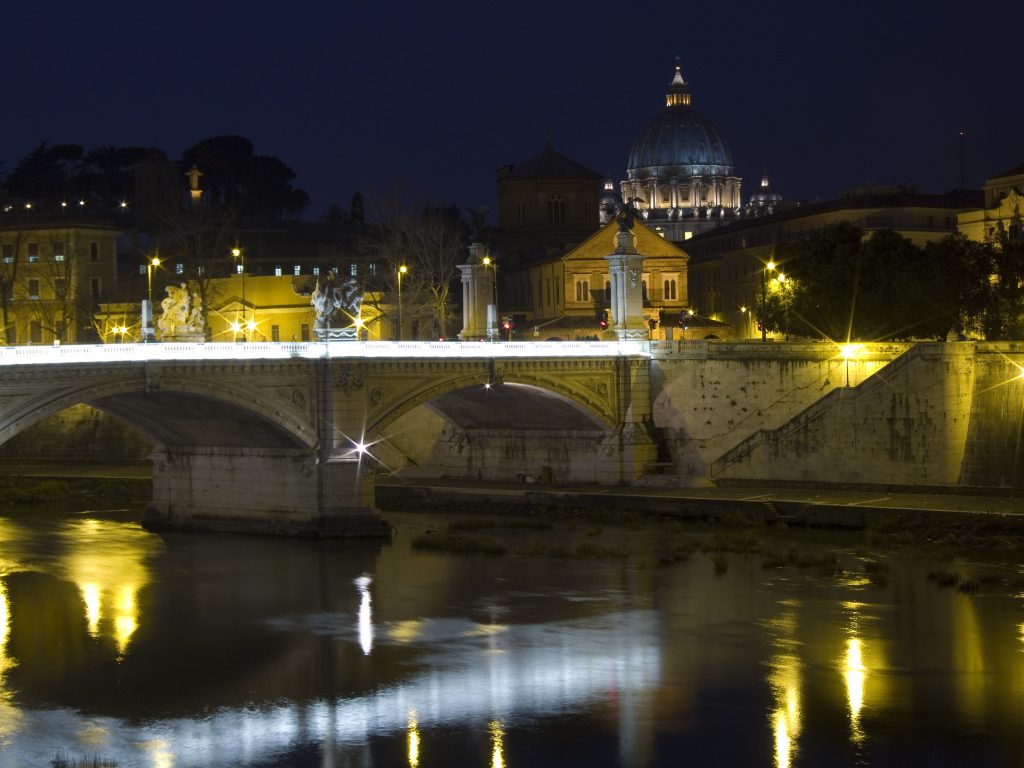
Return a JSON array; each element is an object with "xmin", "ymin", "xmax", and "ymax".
[{"xmin": 957, "ymin": 129, "xmax": 968, "ymax": 189}]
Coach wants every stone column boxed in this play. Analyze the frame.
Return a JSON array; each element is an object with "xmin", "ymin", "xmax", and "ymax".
[
  {"xmin": 458, "ymin": 243, "xmax": 494, "ymax": 340},
  {"xmin": 605, "ymin": 230, "xmax": 649, "ymax": 341}
]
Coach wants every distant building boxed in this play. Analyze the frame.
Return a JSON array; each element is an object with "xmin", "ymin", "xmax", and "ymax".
[
  {"xmin": 494, "ymin": 142, "xmax": 603, "ymax": 266},
  {"xmin": 957, "ymin": 163, "xmax": 1024, "ymax": 243},
  {"xmin": 620, "ymin": 63, "xmax": 743, "ymax": 241},
  {"xmin": 0, "ymin": 215, "xmax": 119, "ymax": 344},
  {"xmin": 494, "ymin": 218, "xmax": 693, "ymax": 340}
]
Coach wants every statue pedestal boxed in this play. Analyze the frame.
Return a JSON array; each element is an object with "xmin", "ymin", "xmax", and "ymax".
[{"xmin": 161, "ymin": 330, "xmax": 205, "ymax": 343}]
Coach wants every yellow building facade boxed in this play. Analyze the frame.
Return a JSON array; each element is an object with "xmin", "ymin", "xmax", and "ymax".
[{"xmin": 0, "ymin": 218, "xmax": 119, "ymax": 344}]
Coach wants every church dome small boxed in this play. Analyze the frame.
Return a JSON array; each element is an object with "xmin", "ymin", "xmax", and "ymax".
[{"xmin": 626, "ymin": 64, "xmax": 735, "ymax": 180}]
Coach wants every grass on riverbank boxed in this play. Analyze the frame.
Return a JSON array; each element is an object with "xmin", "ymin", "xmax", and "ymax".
[
  {"xmin": 52, "ymin": 755, "xmax": 118, "ymax": 768},
  {"xmin": 0, "ymin": 477, "xmax": 149, "ymax": 508}
]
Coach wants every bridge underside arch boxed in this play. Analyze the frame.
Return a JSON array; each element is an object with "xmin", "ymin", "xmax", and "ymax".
[
  {"xmin": 424, "ymin": 383, "xmax": 608, "ymax": 432},
  {"xmin": 89, "ymin": 391, "xmax": 308, "ymax": 450}
]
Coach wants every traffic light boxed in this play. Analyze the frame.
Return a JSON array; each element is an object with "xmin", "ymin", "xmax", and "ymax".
[
  {"xmin": 598, "ymin": 311, "xmax": 608, "ymax": 329},
  {"xmin": 756, "ymin": 321, "xmax": 764, "ymax": 332}
]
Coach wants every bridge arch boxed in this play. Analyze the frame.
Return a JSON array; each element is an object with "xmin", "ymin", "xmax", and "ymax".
[
  {"xmin": 366, "ymin": 367, "xmax": 616, "ymax": 438},
  {"xmin": 0, "ymin": 375, "xmax": 315, "ymax": 451}
]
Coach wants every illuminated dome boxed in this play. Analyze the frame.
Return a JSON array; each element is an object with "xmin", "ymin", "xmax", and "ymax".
[
  {"xmin": 626, "ymin": 67, "xmax": 735, "ymax": 178},
  {"xmin": 620, "ymin": 63, "xmax": 742, "ymax": 240}
]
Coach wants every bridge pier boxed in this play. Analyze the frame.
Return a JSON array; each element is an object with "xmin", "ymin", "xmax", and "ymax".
[{"xmin": 144, "ymin": 447, "xmax": 387, "ymax": 537}]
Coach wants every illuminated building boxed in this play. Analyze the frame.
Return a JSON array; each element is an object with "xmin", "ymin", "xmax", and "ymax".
[
  {"xmin": 619, "ymin": 63, "xmax": 743, "ymax": 241},
  {"xmin": 0, "ymin": 216, "xmax": 119, "ymax": 345},
  {"xmin": 524, "ymin": 218, "xmax": 690, "ymax": 340},
  {"xmin": 957, "ymin": 163, "xmax": 1024, "ymax": 243}
]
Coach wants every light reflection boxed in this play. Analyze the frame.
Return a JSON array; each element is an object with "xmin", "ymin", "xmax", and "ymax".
[
  {"xmin": 489, "ymin": 720, "xmax": 506, "ymax": 768},
  {"xmin": 766, "ymin": 601, "xmax": 802, "ymax": 768},
  {"xmin": 407, "ymin": 709, "xmax": 420, "ymax": 767},
  {"xmin": 844, "ymin": 638, "xmax": 866, "ymax": 744},
  {"xmin": 355, "ymin": 575, "xmax": 373, "ymax": 655},
  {"xmin": 62, "ymin": 519, "xmax": 155, "ymax": 658},
  {"xmin": 0, "ymin": 610, "xmax": 660, "ymax": 766},
  {"xmin": 82, "ymin": 583, "xmax": 101, "ymax": 637}
]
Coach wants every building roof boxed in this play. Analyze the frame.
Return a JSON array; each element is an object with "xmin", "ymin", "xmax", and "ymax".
[
  {"xmin": 561, "ymin": 218, "xmax": 690, "ymax": 263},
  {"xmin": 687, "ymin": 188, "xmax": 983, "ymax": 246},
  {"xmin": 502, "ymin": 145, "xmax": 602, "ymax": 181},
  {"xmin": 626, "ymin": 64, "xmax": 734, "ymax": 178},
  {"xmin": 989, "ymin": 163, "xmax": 1024, "ymax": 180}
]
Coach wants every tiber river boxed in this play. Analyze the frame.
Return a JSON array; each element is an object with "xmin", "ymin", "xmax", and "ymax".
[{"xmin": 0, "ymin": 502, "xmax": 1022, "ymax": 767}]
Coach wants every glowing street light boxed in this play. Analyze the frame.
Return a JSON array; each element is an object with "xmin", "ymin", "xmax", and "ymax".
[
  {"xmin": 397, "ymin": 264, "xmax": 408, "ymax": 341},
  {"xmin": 145, "ymin": 256, "xmax": 160, "ymax": 342},
  {"xmin": 232, "ymin": 246, "xmax": 246, "ymax": 341},
  {"xmin": 760, "ymin": 258, "xmax": 776, "ymax": 342},
  {"xmin": 841, "ymin": 343, "xmax": 861, "ymax": 387}
]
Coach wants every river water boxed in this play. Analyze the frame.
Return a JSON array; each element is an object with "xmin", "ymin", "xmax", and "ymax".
[{"xmin": 0, "ymin": 503, "xmax": 1022, "ymax": 767}]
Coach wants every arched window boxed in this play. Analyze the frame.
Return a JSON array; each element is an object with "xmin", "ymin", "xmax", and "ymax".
[
  {"xmin": 575, "ymin": 279, "xmax": 589, "ymax": 302},
  {"xmin": 547, "ymin": 195, "xmax": 566, "ymax": 224}
]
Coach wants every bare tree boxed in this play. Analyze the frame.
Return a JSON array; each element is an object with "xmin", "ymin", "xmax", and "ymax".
[{"xmin": 361, "ymin": 195, "xmax": 466, "ymax": 339}]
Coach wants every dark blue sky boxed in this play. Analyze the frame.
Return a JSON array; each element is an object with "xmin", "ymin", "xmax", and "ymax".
[{"xmin": 3, "ymin": 0, "xmax": 1020, "ymax": 220}]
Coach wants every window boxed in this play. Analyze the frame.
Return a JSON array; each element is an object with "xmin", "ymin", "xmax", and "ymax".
[
  {"xmin": 271, "ymin": 325, "xmax": 280, "ymax": 342},
  {"xmin": 1, "ymin": 244, "xmax": 12, "ymax": 263},
  {"xmin": 54, "ymin": 279, "xmax": 66, "ymax": 299},
  {"xmin": 546, "ymin": 195, "xmax": 566, "ymax": 225},
  {"xmin": 349, "ymin": 263, "xmax": 358, "ymax": 277},
  {"xmin": 313, "ymin": 266, "xmax": 321, "ymax": 276},
  {"xmin": 604, "ymin": 278, "xmax": 611, "ymax": 302},
  {"xmin": 53, "ymin": 242, "xmax": 65, "ymax": 261},
  {"xmin": 175, "ymin": 263, "xmax": 184, "ymax": 275},
  {"xmin": 30, "ymin": 322, "xmax": 42, "ymax": 344},
  {"xmin": 300, "ymin": 323, "xmax": 310, "ymax": 342},
  {"xmin": 663, "ymin": 278, "xmax": 677, "ymax": 301},
  {"xmin": 28, "ymin": 279, "xmax": 40, "ymax": 299},
  {"xmin": 89, "ymin": 242, "xmax": 99, "ymax": 262},
  {"xmin": 515, "ymin": 200, "xmax": 527, "ymax": 225},
  {"xmin": 575, "ymin": 279, "xmax": 589, "ymax": 302},
  {"xmin": 367, "ymin": 262, "xmax": 377, "ymax": 276},
  {"xmin": 90, "ymin": 278, "xmax": 101, "ymax": 301},
  {"xmin": 274, "ymin": 266, "xmax": 283, "ymax": 277},
  {"xmin": 28, "ymin": 243, "xmax": 39, "ymax": 262},
  {"xmin": 55, "ymin": 319, "xmax": 66, "ymax": 342},
  {"xmin": 236, "ymin": 264, "xmax": 244, "ymax": 274},
  {"xmin": 293, "ymin": 265, "xmax": 301, "ymax": 276}
]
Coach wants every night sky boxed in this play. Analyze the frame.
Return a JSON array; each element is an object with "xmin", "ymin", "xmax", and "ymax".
[{"xmin": 3, "ymin": 0, "xmax": 1021, "ymax": 221}]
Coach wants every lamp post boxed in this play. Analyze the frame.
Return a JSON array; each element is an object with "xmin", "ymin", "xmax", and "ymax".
[
  {"xmin": 232, "ymin": 247, "xmax": 245, "ymax": 341},
  {"xmin": 397, "ymin": 264, "xmax": 407, "ymax": 341},
  {"xmin": 146, "ymin": 256, "xmax": 160, "ymax": 342},
  {"xmin": 760, "ymin": 259, "xmax": 775, "ymax": 342},
  {"xmin": 841, "ymin": 343, "xmax": 860, "ymax": 387}
]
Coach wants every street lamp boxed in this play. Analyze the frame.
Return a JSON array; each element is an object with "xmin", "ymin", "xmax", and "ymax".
[
  {"xmin": 760, "ymin": 259, "xmax": 776, "ymax": 342},
  {"xmin": 841, "ymin": 343, "xmax": 861, "ymax": 387},
  {"xmin": 145, "ymin": 256, "xmax": 160, "ymax": 342},
  {"xmin": 397, "ymin": 264, "xmax": 408, "ymax": 341},
  {"xmin": 232, "ymin": 247, "xmax": 246, "ymax": 340}
]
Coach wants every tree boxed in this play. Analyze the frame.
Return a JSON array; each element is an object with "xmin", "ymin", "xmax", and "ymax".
[
  {"xmin": 361, "ymin": 199, "xmax": 467, "ymax": 339},
  {"xmin": 774, "ymin": 224, "xmax": 999, "ymax": 342},
  {"xmin": 182, "ymin": 136, "xmax": 309, "ymax": 224}
]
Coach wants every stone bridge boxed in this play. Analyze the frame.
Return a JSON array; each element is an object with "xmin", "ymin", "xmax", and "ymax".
[
  {"xmin": 0, "ymin": 341, "xmax": 654, "ymax": 535},
  {"xmin": 1, "ymin": 339, "xmax": 1021, "ymax": 535}
]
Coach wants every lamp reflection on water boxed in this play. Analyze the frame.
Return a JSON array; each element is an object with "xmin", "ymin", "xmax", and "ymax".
[
  {"xmin": 766, "ymin": 600, "xmax": 802, "ymax": 768},
  {"xmin": 407, "ymin": 709, "xmax": 420, "ymax": 767},
  {"xmin": 489, "ymin": 720, "xmax": 506, "ymax": 768},
  {"xmin": 355, "ymin": 575, "xmax": 373, "ymax": 655},
  {"xmin": 64, "ymin": 519, "xmax": 152, "ymax": 658}
]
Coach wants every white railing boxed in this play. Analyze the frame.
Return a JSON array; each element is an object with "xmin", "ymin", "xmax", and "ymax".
[{"xmin": 0, "ymin": 340, "xmax": 651, "ymax": 366}]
